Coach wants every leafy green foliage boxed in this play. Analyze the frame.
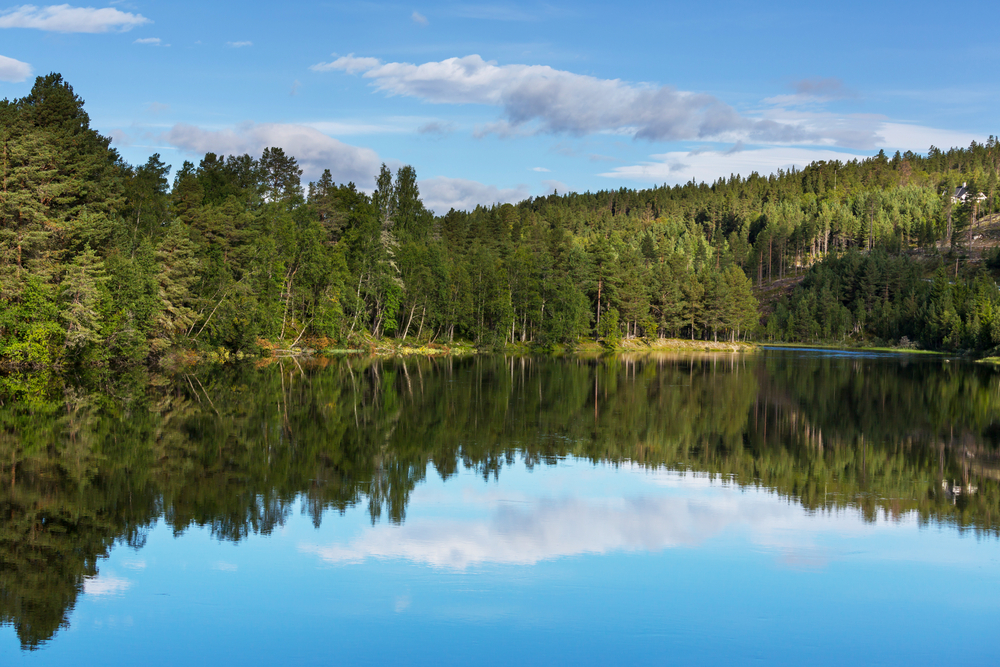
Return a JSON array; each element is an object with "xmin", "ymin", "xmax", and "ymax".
[{"xmin": 6, "ymin": 74, "xmax": 1000, "ymax": 363}]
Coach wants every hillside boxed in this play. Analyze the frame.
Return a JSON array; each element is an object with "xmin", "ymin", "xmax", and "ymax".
[{"xmin": 4, "ymin": 73, "xmax": 1000, "ymax": 366}]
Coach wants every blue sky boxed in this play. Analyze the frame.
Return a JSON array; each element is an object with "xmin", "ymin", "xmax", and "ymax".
[{"xmin": 1, "ymin": 1, "xmax": 997, "ymax": 212}]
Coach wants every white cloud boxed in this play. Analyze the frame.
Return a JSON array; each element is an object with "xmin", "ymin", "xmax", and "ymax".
[
  {"xmin": 311, "ymin": 54, "xmax": 381, "ymax": 75},
  {"xmin": 602, "ymin": 146, "xmax": 873, "ymax": 185},
  {"xmin": 876, "ymin": 122, "xmax": 981, "ymax": 152},
  {"xmin": 0, "ymin": 4, "xmax": 149, "ymax": 33},
  {"xmin": 133, "ymin": 36, "xmax": 167, "ymax": 46},
  {"xmin": 162, "ymin": 122, "xmax": 382, "ymax": 185},
  {"xmin": 83, "ymin": 573, "xmax": 132, "ymax": 596},
  {"xmin": 0, "ymin": 54, "xmax": 31, "ymax": 82},
  {"xmin": 752, "ymin": 100, "xmax": 984, "ymax": 153},
  {"xmin": 411, "ymin": 10, "xmax": 427, "ymax": 25},
  {"xmin": 418, "ymin": 176, "xmax": 530, "ymax": 213},
  {"xmin": 542, "ymin": 179, "xmax": 567, "ymax": 194},
  {"xmin": 313, "ymin": 55, "xmax": 984, "ymax": 154},
  {"xmin": 311, "ymin": 54, "xmax": 840, "ymax": 145},
  {"xmin": 212, "ymin": 561, "xmax": 238, "ymax": 572},
  {"xmin": 530, "ymin": 166, "xmax": 550, "ymax": 172},
  {"xmin": 751, "ymin": 104, "xmax": 889, "ymax": 149},
  {"xmin": 226, "ymin": 40, "xmax": 252, "ymax": 48},
  {"xmin": 600, "ymin": 116, "xmax": 991, "ymax": 187}
]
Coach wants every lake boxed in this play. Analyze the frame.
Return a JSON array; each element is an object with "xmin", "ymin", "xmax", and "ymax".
[{"xmin": 2, "ymin": 349, "xmax": 1000, "ymax": 665}]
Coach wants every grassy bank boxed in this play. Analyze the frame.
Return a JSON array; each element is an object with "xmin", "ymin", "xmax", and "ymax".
[{"xmin": 760, "ymin": 342, "xmax": 946, "ymax": 355}]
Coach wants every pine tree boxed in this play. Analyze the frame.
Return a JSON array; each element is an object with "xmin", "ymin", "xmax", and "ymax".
[
  {"xmin": 154, "ymin": 222, "xmax": 202, "ymax": 344},
  {"xmin": 60, "ymin": 245, "xmax": 108, "ymax": 357}
]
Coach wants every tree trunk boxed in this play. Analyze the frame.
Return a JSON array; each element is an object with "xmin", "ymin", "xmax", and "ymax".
[
  {"xmin": 416, "ymin": 305, "xmax": 426, "ymax": 341},
  {"xmin": 401, "ymin": 302, "xmax": 417, "ymax": 341},
  {"xmin": 768, "ymin": 238, "xmax": 773, "ymax": 282},
  {"xmin": 596, "ymin": 277, "xmax": 602, "ymax": 336},
  {"xmin": 946, "ymin": 203, "xmax": 953, "ymax": 248},
  {"xmin": 279, "ymin": 267, "xmax": 297, "ymax": 340}
]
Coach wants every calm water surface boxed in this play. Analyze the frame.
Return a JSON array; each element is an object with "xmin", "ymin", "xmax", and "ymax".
[{"xmin": 2, "ymin": 350, "xmax": 1000, "ymax": 665}]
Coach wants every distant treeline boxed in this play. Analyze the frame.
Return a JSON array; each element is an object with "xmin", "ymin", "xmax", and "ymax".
[
  {"xmin": 767, "ymin": 251, "xmax": 1000, "ymax": 351},
  {"xmin": 4, "ymin": 73, "xmax": 1000, "ymax": 364}
]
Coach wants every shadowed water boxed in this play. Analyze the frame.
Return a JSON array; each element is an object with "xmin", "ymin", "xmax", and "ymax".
[{"xmin": 2, "ymin": 350, "xmax": 1000, "ymax": 664}]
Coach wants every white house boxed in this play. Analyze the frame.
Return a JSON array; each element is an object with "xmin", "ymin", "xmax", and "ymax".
[{"xmin": 952, "ymin": 182, "xmax": 987, "ymax": 204}]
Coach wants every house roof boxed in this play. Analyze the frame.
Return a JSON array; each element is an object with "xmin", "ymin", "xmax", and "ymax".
[{"xmin": 952, "ymin": 182, "xmax": 986, "ymax": 203}]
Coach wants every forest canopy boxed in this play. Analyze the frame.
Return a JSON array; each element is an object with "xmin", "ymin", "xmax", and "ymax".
[{"xmin": 3, "ymin": 73, "xmax": 1000, "ymax": 365}]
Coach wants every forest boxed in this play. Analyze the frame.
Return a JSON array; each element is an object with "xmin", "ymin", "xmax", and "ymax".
[{"xmin": 5, "ymin": 73, "xmax": 1000, "ymax": 366}]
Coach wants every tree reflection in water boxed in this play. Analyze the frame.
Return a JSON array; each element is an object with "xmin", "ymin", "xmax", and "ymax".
[{"xmin": 2, "ymin": 350, "xmax": 999, "ymax": 649}]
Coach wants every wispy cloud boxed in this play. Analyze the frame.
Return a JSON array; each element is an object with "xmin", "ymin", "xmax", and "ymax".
[
  {"xmin": 133, "ymin": 36, "xmax": 167, "ymax": 46},
  {"xmin": 601, "ymin": 146, "xmax": 873, "ymax": 185},
  {"xmin": 145, "ymin": 101, "xmax": 169, "ymax": 114},
  {"xmin": 108, "ymin": 128, "xmax": 131, "ymax": 146},
  {"xmin": 226, "ymin": 40, "xmax": 252, "ymax": 48},
  {"xmin": 763, "ymin": 77, "xmax": 859, "ymax": 109},
  {"xmin": 311, "ymin": 53, "xmax": 379, "ymax": 74},
  {"xmin": 418, "ymin": 176, "xmax": 529, "ymax": 213},
  {"xmin": 542, "ymin": 178, "xmax": 567, "ymax": 194},
  {"xmin": 305, "ymin": 119, "xmax": 410, "ymax": 136},
  {"xmin": 162, "ymin": 121, "xmax": 383, "ymax": 185},
  {"xmin": 790, "ymin": 77, "xmax": 856, "ymax": 100},
  {"xmin": 724, "ymin": 140, "xmax": 745, "ymax": 155},
  {"xmin": 550, "ymin": 142, "xmax": 576, "ymax": 157},
  {"xmin": 311, "ymin": 54, "xmax": 844, "ymax": 146},
  {"xmin": 530, "ymin": 166, "xmax": 550, "ymax": 172},
  {"xmin": 417, "ymin": 120, "xmax": 454, "ymax": 136},
  {"xmin": 411, "ymin": 10, "xmax": 427, "ymax": 25},
  {"xmin": 0, "ymin": 53, "xmax": 32, "ymax": 82},
  {"xmin": 0, "ymin": 4, "xmax": 149, "ymax": 32}
]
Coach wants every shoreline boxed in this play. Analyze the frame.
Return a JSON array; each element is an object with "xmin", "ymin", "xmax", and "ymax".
[
  {"xmin": 759, "ymin": 342, "xmax": 947, "ymax": 356},
  {"xmin": 179, "ymin": 337, "xmax": 758, "ymax": 367},
  {"xmin": 8, "ymin": 336, "xmax": 984, "ymax": 373}
]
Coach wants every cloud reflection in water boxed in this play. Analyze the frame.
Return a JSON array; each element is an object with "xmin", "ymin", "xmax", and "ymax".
[{"xmin": 300, "ymin": 476, "xmax": 836, "ymax": 570}]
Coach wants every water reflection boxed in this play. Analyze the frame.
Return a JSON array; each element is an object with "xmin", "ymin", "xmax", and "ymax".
[
  {"xmin": 2, "ymin": 350, "xmax": 1000, "ymax": 649},
  {"xmin": 300, "ymin": 472, "xmax": 823, "ymax": 569}
]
